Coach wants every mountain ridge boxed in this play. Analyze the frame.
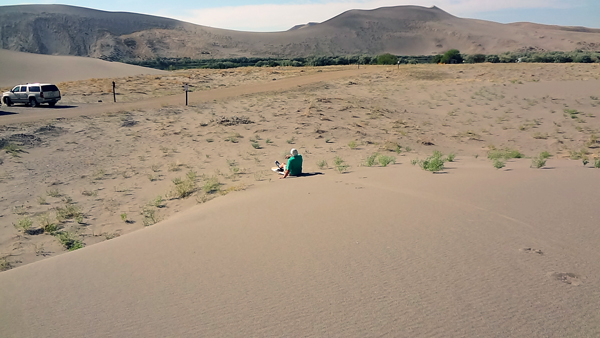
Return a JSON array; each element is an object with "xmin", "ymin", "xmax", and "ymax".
[{"xmin": 1, "ymin": 4, "xmax": 599, "ymax": 60}]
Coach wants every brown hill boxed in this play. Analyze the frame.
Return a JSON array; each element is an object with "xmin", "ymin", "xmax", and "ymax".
[{"xmin": 1, "ymin": 4, "xmax": 599, "ymax": 60}]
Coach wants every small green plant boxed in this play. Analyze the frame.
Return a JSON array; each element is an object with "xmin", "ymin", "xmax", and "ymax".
[
  {"xmin": 151, "ymin": 195, "xmax": 163, "ymax": 208},
  {"xmin": 203, "ymin": 176, "xmax": 220, "ymax": 193},
  {"xmin": 487, "ymin": 149, "xmax": 523, "ymax": 160},
  {"xmin": 595, "ymin": 158, "xmax": 600, "ymax": 168},
  {"xmin": 147, "ymin": 174, "xmax": 158, "ymax": 182},
  {"xmin": 493, "ymin": 159, "xmax": 505, "ymax": 169},
  {"xmin": 38, "ymin": 213, "xmax": 57, "ymax": 233},
  {"xmin": 14, "ymin": 217, "xmax": 33, "ymax": 233},
  {"xmin": 75, "ymin": 214, "xmax": 84, "ymax": 224},
  {"xmin": 317, "ymin": 160, "xmax": 328, "ymax": 169},
  {"xmin": 92, "ymin": 169, "xmax": 106, "ymax": 180},
  {"xmin": 55, "ymin": 204, "xmax": 83, "ymax": 222},
  {"xmin": 265, "ymin": 138, "xmax": 272, "ymax": 144},
  {"xmin": 404, "ymin": 146, "xmax": 412, "ymax": 152},
  {"xmin": 186, "ymin": 170, "xmax": 197, "ymax": 182},
  {"xmin": 410, "ymin": 159, "xmax": 418, "ymax": 166},
  {"xmin": 0, "ymin": 257, "xmax": 11, "ymax": 271},
  {"xmin": 47, "ymin": 188, "xmax": 61, "ymax": 197},
  {"xmin": 531, "ymin": 156, "xmax": 546, "ymax": 169},
  {"xmin": 446, "ymin": 153, "xmax": 456, "ymax": 162},
  {"xmin": 378, "ymin": 155, "xmax": 396, "ymax": 167},
  {"xmin": 286, "ymin": 137, "xmax": 295, "ymax": 144},
  {"xmin": 37, "ymin": 196, "xmax": 47, "ymax": 205},
  {"xmin": 3, "ymin": 143, "xmax": 22, "ymax": 157},
  {"xmin": 251, "ymin": 142, "xmax": 261, "ymax": 149},
  {"xmin": 172, "ymin": 177, "xmax": 196, "ymax": 198},
  {"xmin": 333, "ymin": 156, "xmax": 349, "ymax": 173},
  {"xmin": 365, "ymin": 153, "xmax": 379, "ymax": 167},
  {"xmin": 418, "ymin": 151, "xmax": 445, "ymax": 172},
  {"xmin": 120, "ymin": 213, "xmax": 128, "ymax": 222},
  {"xmin": 348, "ymin": 140, "xmax": 358, "ymax": 149},
  {"xmin": 142, "ymin": 207, "xmax": 158, "ymax": 226},
  {"xmin": 540, "ymin": 151, "xmax": 551, "ymax": 160},
  {"xmin": 151, "ymin": 164, "xmax": 161, "ymax": 172},
  {"xmin": 55, "ymin": 231, "xmax": 84, "ymax": 251}
]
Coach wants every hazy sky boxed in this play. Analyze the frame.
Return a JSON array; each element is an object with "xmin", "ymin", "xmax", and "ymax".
[{"xmin": 1, "ymin": 0, "xmax": 598, "ymax": 31}]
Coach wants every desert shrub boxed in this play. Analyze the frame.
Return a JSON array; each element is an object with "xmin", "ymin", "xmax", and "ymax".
[
  {"xmin": 172, "ymin": 176, "xmax": 196, "ymax": 198},
  {"xmin": 487, "ymin": 149, "xmax": 523, "ymax": 160},
  {"xmin": 251, "ymin": 142, "xmax": 260, "ymax": 149},
  {"xmin": 203, "ymin": 176, "xmax": 220, "ymax": 193},
  {"xmin": 365, "ymin": 153, "xmax": 379, "ymax": 167},
  {"xmin": 56, "ymin": 204, "xmax": 83, "ymax": 222},
  {"xmin": 142, "ymin": 207, "xmax": 158, "ymax": 226},
  {"xmin": 540, "ymin": 151, "xmax": 551, "ymax": 160},
  {"xmin": 418, "ymin": 152, "xmax": 445, "ymax": 172},
  {"xmin": 531, "ymin": 156, "xmax": 546, "ymax": 169},
  {"xmin": 333, "ymin": 156, "xmax": 349, "ymax": 173},
  {"xmin": 446, "ymin": 153, "xmax": 456, "ymax": 162},
  {"xmin": 317, "ymin": 160, "xmax": 328, "ymax": 169},
  {"xmin": 38, "ymin": 213, "xmax": 57, "ymax": 233},
  {"xmin": 378, "ymin": 155, "xmax": 395, "ymax": 167},
  {"xmin": 376, "ymin": 53, "xmax": 398, "ymax": 65},
  {"xmin": 14, "ymin": 217, "xmax": 33, "ymax": 233},
  {"xmin": 55, "ymin": 232, "xmax": 84, "ymax": 251},
  {"xmin": 493, "ymin": 159, "xmax": 505, "ymax": 169},
  {"xmin": 348, "ymin": 140, "xmax": 358, "ymax": 149},
  {"xmin": 595, "ymin": 158, "xmax": 600, "ymax": 168}
]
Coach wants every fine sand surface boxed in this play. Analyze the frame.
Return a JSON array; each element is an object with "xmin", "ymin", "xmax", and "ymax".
[
  {"xmin": 0, "ymin": 49, "xmax": 166, "ymax": 87},
  {"xmin": 1, "ymin": 162, "xmax": 600, "ymax": 337},
  {"xmin": 1, "ymin": 63, "xmax": 600, "ymax": 336}
]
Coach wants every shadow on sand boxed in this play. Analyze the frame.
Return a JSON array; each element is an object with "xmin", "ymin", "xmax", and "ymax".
[{"xmin": 0, "ymin": 111, "xmax": 18, "ymax": 116}]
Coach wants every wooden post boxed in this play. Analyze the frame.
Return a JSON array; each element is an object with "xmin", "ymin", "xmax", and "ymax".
[
  {"xmin": 183, "ymin": 83, "xmax": 188, "ymax": 106},
  {"xmin": 112, "ymin": 81, "xmax": 116, "ymax": 103}
]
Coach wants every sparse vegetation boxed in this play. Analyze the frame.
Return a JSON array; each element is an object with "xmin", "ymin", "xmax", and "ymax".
[
  {"xmin": 348, "ymin": 140, "xmax": 358, "ymax": 149},
  {"xmin": 378, "ymin": 155, "xmax": 396, "ymax": 167},
  {"xmin": 366, "ymin": 153, "xmax": 378, "ymax": 167},
  {"xmin": 14, "ymin": 217, "xmax": 33, "ymax": 233},
  {"xmin": 3, "ymin": 143, "xmax": 22, "ymax": 157},
  {"xmin": 55, "ymin": 204, "xmax": 83, "ymax": 222},
  {"xmin": 493, "ymin": 159, "xmax": 505, "ymax": 169},
  {"xmin": 55, "ymin": 231, "xmax": 84, "ymax": 251},
  {"xmin": 333, "ymin": 156, "xmax": 349, "ymax": 173},
  {"xmin": 121, "ymin": 213, "xmax": 128, "ymax": 222},
  {"xmin": 47, "ymin": 188, "xmax": 61, "ymax": 197},
  {"xmin": 446, "ymin": 153, "xmax": 456, "ymax": 162},
  {"xmin": 417, "ymin": 151, "xmax": 445, "ymax": 172},
  {"xmin": 39, "ymin": 213, "xmax": 58, "ymax": 233},
  {"xmin": 317, "ymin": 160, "xmax": 328, "ymax": 169},
  {"xmin": 531, "ymin": 154, "xmax": 547, "ymax": 169},
  {"xmin": 487, "ymin": 148, "xmax": 524, "ymax": 160},
  {"xmin": 203, "ymin": 176, "xmax": 221, "ymax": 193}
]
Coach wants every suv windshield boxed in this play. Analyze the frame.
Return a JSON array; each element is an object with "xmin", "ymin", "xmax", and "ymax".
[{"xmin": 41, "ymin": 85, "xmax": 59, "ymax": 92}]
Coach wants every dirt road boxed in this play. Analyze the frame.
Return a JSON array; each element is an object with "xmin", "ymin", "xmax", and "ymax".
[{"xmin": 0, "ymin": 67, "xmax": 373, "ymax": 126}]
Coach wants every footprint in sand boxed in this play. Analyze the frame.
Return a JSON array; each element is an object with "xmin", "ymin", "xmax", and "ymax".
[
  {"xmin": 549, "ymin": 272, "xmax": 582, "ymax": 286},
  {"xmin": 520, "ymin": 247, "xmax": 543, "ymax": 255}
]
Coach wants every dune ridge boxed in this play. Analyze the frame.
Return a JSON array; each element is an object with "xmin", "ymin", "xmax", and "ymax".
[{"xmin": 1, "ymin": 162, "xmax": 599, "ymax": 337}]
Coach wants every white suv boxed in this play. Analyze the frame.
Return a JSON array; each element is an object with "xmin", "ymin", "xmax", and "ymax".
[{"xmin": 2, "ymin": 83, "xmax": 61, "ymax": 107}]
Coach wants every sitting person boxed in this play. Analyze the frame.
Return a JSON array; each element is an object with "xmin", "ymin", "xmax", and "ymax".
[{"xmin": 275, "ymin": 148, "xmax": 303, "ymax": 179}]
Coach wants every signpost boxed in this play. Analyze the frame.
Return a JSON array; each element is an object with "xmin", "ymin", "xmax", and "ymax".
[
  {"xmin": 184, "ymin": 83, "xmax": 189, "ymax": 106},
  {"xmin": 112, "ymin": 81, "xmax": 116, "ymax": 103}
]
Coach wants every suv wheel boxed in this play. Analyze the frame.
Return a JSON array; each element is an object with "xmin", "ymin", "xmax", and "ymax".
[
  {"xmin": 29, "ymin": 97, "xmax": 39, "ymax": 107},
  {"xmin": 3, "ymin": 97, "xmax": 12, "ymax": 106}
]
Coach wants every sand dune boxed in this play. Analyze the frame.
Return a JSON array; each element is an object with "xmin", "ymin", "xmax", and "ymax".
[
  {"xmin": 1, "ymin": 63, "xmax": 599, "ymax": 336},
  {"xmin": 1, "ymin": 161, "xmax": 599, "ymax": 337},
  {"xmin": 0, "ymin": 49, "xmax": 165, "ymax": 87}
]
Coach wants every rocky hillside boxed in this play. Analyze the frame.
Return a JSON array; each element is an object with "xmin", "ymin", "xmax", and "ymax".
[{"xmin": 1, "ymin": 4, "xmax": 599, "ymax": 60}]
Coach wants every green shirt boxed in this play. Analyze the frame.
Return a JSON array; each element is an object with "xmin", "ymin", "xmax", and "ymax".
[{"xmin": 286, "ymin": 155, "xmax": 303, "ymax": 176}]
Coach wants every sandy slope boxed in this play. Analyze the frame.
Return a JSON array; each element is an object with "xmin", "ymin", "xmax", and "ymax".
[
  {"xmin": 1, "ymin": 63, "xmax": 600, "ymax": 337},
  {"xmin": 0, "ymin": 49, "xmax": 166, "ymax": 87},
  {"xmin": 1, "ymin": 161, "xmax": 599, "ymax": 337}
]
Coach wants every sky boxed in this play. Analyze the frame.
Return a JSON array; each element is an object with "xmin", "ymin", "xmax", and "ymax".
[{"xmin": 1, "ymin": 0, "xmax": 598, "ymax": 32}]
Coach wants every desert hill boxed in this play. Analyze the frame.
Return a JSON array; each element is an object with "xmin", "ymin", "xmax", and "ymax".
[{"xmin": 1, "ymin": 4, "xmax": 600, "ymax": 60}]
